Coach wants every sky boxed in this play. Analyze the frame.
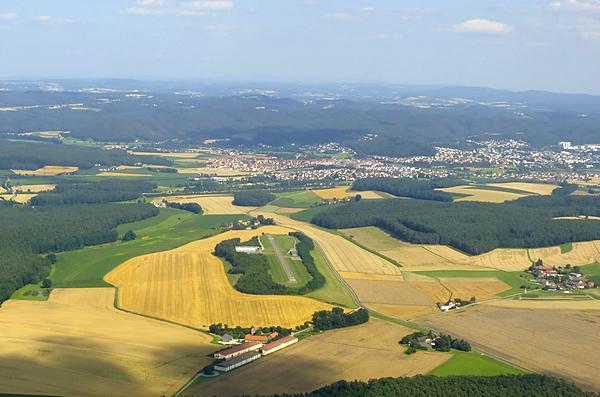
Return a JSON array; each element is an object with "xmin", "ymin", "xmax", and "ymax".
[{"xmin": 0, "ymin": 0, "xmax": 599, "ymax": 94}]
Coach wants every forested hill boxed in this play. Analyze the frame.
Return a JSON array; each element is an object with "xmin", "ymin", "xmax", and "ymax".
[
  {"xmin": 311, "ymin": 193, "xmax": 600, "ymax": 255},
  {"xmin": 31, "ymin": 179, "xmax": 156, "ymax": 205},
  {"xmin": 0, "ymin": 140, "xmax": 170, "ymax": 170},
  {"xmin": 352, "ymin": 178, "xmax": 464, "ymax": 202},
  {"xmin": 0, "ymin": 203, "xmax": 158, "ymax": 302},
  {"xmin": 243, "ymin": 375, "xmax": 596, "ymax": 397}
]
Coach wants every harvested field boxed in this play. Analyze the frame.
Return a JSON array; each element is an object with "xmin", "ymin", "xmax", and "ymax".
[
  {"xmin": 528, "ymin": 241, "xmax": 600, "ymax": 267},
  {"xmin": 130, "ymin": 151, "xmax": 200, "ymax": 159},
  {"xmin": 274, "ymin": 207, "xmax": 305, "ymax": 214},
  {"xmin": 97, "ymin": 172, "xmax": 152, "ymax": 177},
  {"xmin": 420, "ymin": 305, "xmax": 600, "ymax": 391},
  {"xmin": 466, "ymin": 248, "xmax": 532, "ymax": 271},
  {"xmin": 13, "ymin": 184, "xmax": 55, "ymax": 193},
  {"xmin": 0, "ymin": 288, "xmax": 214, "ymax": 397},
  {"xmin": 367, "ymin": 303, "xmax": 438, "ymax": 318},
  {"xmin": 483, "ymin": 298, "xmax": 600, "ymax": 310},
  {"xmin": 346, "ymin": 279, "xmax": 434, "ymax": 306},
  {"xmin": 339, "ymin": 271, "xmax": 405, "ymax": 281},
  {"xmin": 190, "ymin": 319, "xmax": 450, "ymax": 397},
  {"xmin": 253, "ymin": 212, "xmax": 402, "ymax": 276},
  {"xmin": 105, "ymin": 226, "xmax": 332, "ymax": 329},
  {"xmin": 12, "ymin": 165, "xmax": 79, "ymax": 176},
  {"xmin": 486, "ymin": 182, "xmax": 559, "ymax": 195},
  {"xmin": 312, "ymin": 186, "xmax": 383, "ymax": 200},
  {"xmin": 437, "ymin": 186, "xmax": 528, "ymax": 203},
  {"xmin": 155, "ymin": 195, "xmax": 254, "ymax": 215},
  {"xmin": 439, "ymin": 278, "xmax": 511, "ymax": 301},
  {"xmin": 0, "ymin": 193, "xmax": 37, "ymax": 203}
]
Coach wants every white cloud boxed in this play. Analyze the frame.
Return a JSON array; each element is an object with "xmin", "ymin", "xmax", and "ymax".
[
  {"xmin": 581, "ymin": 31, "xmax": 600, "ymax": 41},
  {"xmin": 320, "ymin": 12, "xmax": 354, "ymax": 21},
  {"xmin": 452, "ymin": 19, "xmax": 513, "ymax": 34},
  {"xmin": 33, "ymin": 15, "xmax": 75, "ymax": 24},
  {"xmin": 550, "ymin": 0, "xmax": 600, "ymax": 11},
  {"xmin": 0, "ymin": 12, "xmax": 17, "ymax": 20},
  {"xmin": 125, "ymin": 0, "xmax": 233, "ymax": 16}
]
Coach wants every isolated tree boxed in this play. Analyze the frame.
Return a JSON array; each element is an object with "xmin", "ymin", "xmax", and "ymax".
[
  {"xmin": 46, "ymin": 253, "xmax": 57, "ymax": 264},
  {"xmin": 41, "ymin": 278, "xmax": 52, "ymax": 289},
  {"xmin": 122, "ymin": 230, "xmax": 137, "ymax": 241}
]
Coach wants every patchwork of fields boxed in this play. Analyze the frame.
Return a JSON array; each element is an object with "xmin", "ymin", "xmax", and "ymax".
[
  {"xmin": 437, "ymin": 182, "xmax": 558, "ymax": 203},
  {"xmin": 420, "ymin": 305, "xmax": 600, "ymax": 391},
  {"xmin": 105, "ymin": 226, "xmax": 333, "ymax": 328},
  {"xmin": 155, "ymin": 195, "xmax": 254, "ymax": 214},
  {"xmin": 0, "ymin": 288, "xmax": 214, "ymax": 397},
  {"xmin": 312, "ymin": 186, "xmax": 384, "ymax": 200},
  {"xmin": 190, "ymin": 319, "xmax": 450, "ymax": 397},
  {"xmin": 12, "ymin": 165, "xmax": 79, "ymax": 176}
]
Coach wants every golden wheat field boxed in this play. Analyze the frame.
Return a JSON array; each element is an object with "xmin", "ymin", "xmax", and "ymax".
[
  {"xmin": 12, "ymin": 165, "xmax": 79, "ymax": 176},
  {"xmin": 130, "ymin": 151, "xmax": 201, "ymax": 159},
  {"xmin": 256, "ymin": 213, "xmax": 402, "ymax": 275},
  {"xmin": 0, "ymin": 193, "xmax": 38, "ymax": 203},
  {"xmin": 105, "ymin": 226, "xmax": 333, "ymax": 329},
  {"xmin": 97, "ymin": 172, "xmax": 152, "ymax": 177},
  {"xmin": 486, "ymin": 182, "xmax": 559, "ymax": 195},
  {"xmin": 528, "ymin": 241, "xmax": 600, "ymax": 267},
  {"xmin": 13, "ymin": 184, "xmax": 56, "ymax": 193},
  {"xmin": 483, "ymin": 298, "xmax": 600, "ymax": 310},
  {"xmin": 437, "ymin": 186, "xmax": 528, "ymax": 203},
  {"xmin": 312, "ymin": 186, "xmax": 383, "ymax": 200},
  {"xmin": 0, "ymin": 288, "xmax": 214, "ymax": 397},
  {"xmin": 466, "ymin": 248, "xmax": 533, "ymax": 271},
  {"xmin": 191, "ymin": 319, "xmax": 450, "ymax": 397},
  {"xmin": 155, "ymin": 195, "xmax": 254, "ymax": 214}
]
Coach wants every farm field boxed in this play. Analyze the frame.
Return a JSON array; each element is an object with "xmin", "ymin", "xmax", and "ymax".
[
  {"xmin": 483, "ymin": 298, "xmax": 600, "ymax": 310},
  {"xmin": 312, "ymin": 186, "xmax": 384, "ymax": 200},
  {"xmin": 420, "ymin": 305, "xmax": 600, "ymax": 391},
  {"xmin": 11, "ymin": 165, "xmax": 79, "ymax": 176},
  {"xmin": 428, "ymin": 351, "xmax": 525, "ymax": 377},
  {"xmin": 13, "ymin": 184, "xmax": 55, "ymax": 193},
  {"xmin": 130, "ymin": 150, "xmax": 201, "ymax": 159},
  {"xmin": 528, "ymin": 240, "xmax": 600, "ymax": 267},
  {"xmin": 155, "ymin": 195, "xmax": 254, "ymax": 214},
  {"xmin": 253, "ymin": 212, "xmax": 402, "ymax": 276},
  {"xmin": 437, "ymin": 185, "xmax": 529, "ymax": 203},
  {"xmin": 415, "ymin": 270, "xmax": 535, "ymax": 297},
  {"xmin": 51, "ymin": 209, "xmax": 247, "ymax": 288},
  {"xmin": 189, "ymin": 319, "xmax": 451, "ymax": 397},
  {"xmin": 486, "ymin": 182, "xmax": 559, "ymax": 195},
  {"xmin": 270, "ymin": 190, "xmax": 323, "ymax": 208},
  {"xmin": 0, "ymin": 288, "xmax": 214, "ymax": 397},
  {"xmin": 105, "ymin": 226, "xmax": 334, "ymax": 329},
  {"xmin": 97, "ymin": 171, "xmax": 152, "ymax": 177},
  {"xmin": 0, "ymin": 193, "xmax": 37, "ymax": 203}
]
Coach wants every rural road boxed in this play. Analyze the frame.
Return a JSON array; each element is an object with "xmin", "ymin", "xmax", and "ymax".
[{"xmin": 267, "ymin": 235, "xmax": 297, "ymax": 283}]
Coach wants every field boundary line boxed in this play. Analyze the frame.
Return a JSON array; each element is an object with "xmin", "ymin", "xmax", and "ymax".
[{"xmin": 338, "ymin": 233, "xmax": 403, "ymax": 268}]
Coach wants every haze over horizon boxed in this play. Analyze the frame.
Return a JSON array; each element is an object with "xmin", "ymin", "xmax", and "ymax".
[{"xmin": 1, "ymin": 0, "xmax": 599, "ymax": 95}]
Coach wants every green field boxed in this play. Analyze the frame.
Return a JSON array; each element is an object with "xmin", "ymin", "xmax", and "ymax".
[
  {"xmin": 560, "ymin": 242, "xmax": 573, "ymax": 254},
  {"xmin": 260, "ymin": 234, "xmax": 312, "ymax": 287},
  {"xmin": 429, "ymin": 351, "xmax": 525, "ymax": 377},
  {"xmin": 270, "ymin": 190, "xmax": 323, "ymax": 208},
  {"xmin": 289, "ymin": 204, "xmax": 338, "ymax": 222},
  {"xmin": 415, "ymin": 270, "xmax": 538, "ymax": 297},
  {"xmin": 51, "ymin": 208, "xmax": 248, "ymax": 288},
  {"xmin": 305, "ymin": 247, "xmax": 357, "ymax": 308}
]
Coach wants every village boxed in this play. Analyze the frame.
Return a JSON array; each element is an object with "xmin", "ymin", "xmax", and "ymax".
[{"xmin": 528, "ymin": 260, "xmax": 596, "ymax": 292}]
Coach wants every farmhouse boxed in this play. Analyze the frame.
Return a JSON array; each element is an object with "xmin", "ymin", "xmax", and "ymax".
[
  {"xmin": 235, "ymin": 246, "xmax": 262, "ymax": 254},
  {"xmin": 261, "ymin": 335, "xmax": 298, "ymax": 356},
  {"xmin": 245, "ymin": 334, "xmax": 269, "ymax": 343},
  {"xmin": 214, "ymin": 341, "xmax": 263, "ymax": 360},
  {"xmin": 219, "ymin": 333, "xmax": 238, "ymax": 345},
  {"xmin": 214, "ymin": 351, "xmax": 261, "ymax": 372}
]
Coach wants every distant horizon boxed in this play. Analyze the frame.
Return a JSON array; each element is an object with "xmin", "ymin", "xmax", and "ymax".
[
  {"xmin": 1, "ymin": 1, "xmax": 599, "ymax": 95},
  {"xmin": 1, "ymin": 77, "xmax": 599, "ymax": 97}
]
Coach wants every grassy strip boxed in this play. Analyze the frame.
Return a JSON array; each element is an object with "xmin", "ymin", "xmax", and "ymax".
[
  {"xmin": 429, "ymin": 350, "xmax": 526, "ymax": 377},
  {"xmin": 305, "ymin": 246, "xmax": 357, "ymax": 309},
  {"xmin": 52, "ymin": 209, "xmax": 248, "ymax": 287},
  {"xmin": 560, "ymin": 242, "xmax": 573, "ymax": 254},
  {"xmin": 261, "ymin": 235, "xmax": 312, "ymax": 287}
]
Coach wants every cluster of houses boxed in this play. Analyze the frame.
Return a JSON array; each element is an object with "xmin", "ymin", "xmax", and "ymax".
[
  {"xmin": 319, "ymin": 194, "xmax": 362, "ymax": 206},
  {"xmin": 437, "ymin": 297, "xmax": 475, "ymax": 312},
  {"xmin": 213, "ymin": 329, "xmax": 298, "ymax": 372},
  {"xmin": 529, "ymin": 262, "xmax": 595, "ymax": 291}
]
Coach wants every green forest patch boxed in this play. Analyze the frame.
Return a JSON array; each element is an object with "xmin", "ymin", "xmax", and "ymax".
[
  {"xmin": 52, "ymin": 209, "xmax": 248, "ymax": 288},
  {"xmin": 429, "ymin": 351, "xmax": 525, "ymax": 377}
]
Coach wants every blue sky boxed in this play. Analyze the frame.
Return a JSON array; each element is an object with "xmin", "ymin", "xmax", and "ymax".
[{"xmin": 0, "ymin": 0, "xmax": 599, "ymax": 94}]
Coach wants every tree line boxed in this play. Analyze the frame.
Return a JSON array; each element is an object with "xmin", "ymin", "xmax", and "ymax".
[
  {"xmin": 312, "ymin": 307, "xmax": 369, "ymax": 331},
  {"xmin": 352, "ymin": 177, "xmax": 465, "ymax": 202},
  {"xmin": 30, "ymin": 179, "xmax": 156, "ymax": 205},
  {"xmin": 0, "ymin": 139, "xmax": 170, "ymax": 170},
  {"xmin": 0, "ymin": 203, "xmax": 158, "ymax": 302},
  {"xmin": 311, "ymin": 190, "xmax": 600, "ymax": 255},
  {"xmin": 235, "ymin": 375, "xmax": 597, "ymax": 397}
]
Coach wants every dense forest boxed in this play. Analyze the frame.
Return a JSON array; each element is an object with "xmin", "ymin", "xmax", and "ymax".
[
  {"xmin": 352, "ymin": 177, "xmax": 464, "ymax": 201},
  {"xmin": 311, "ymin": 191, "xmax": 600, "ymax": 254},
  {"xmin": 233, "ymin": 191, "xmax": 276, "ymax": 206},
  {"xmin": 241, "ymin": 375, "xmax": 596, "ymax": 397},
  {"xmin": 0, "ymin": 139, "xmax": 170, "ymax": 170},
  {"xmin": 214, "ymin": 233, "xmax": 324, "ymax": 295},
  {"xmin": 0, "ymin": 203, "xmax": 158, "ymax": 302},
  {"xmin": 30, "ymin": 179, "xmax": 156, "ymax": 205}
]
